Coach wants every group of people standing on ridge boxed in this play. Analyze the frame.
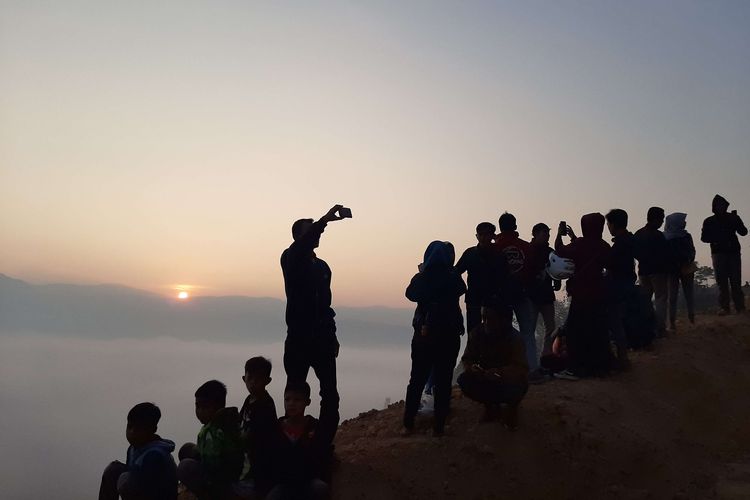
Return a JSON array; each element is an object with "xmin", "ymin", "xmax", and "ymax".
[{"xmin": 99, "ymin": 198, "xmax": 746, "ymax": 499}]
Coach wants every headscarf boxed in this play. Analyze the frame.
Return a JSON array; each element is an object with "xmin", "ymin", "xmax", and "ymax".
[
  {"xmin": 421, "ymin": 240, "xmax": 454, "ymax": 271},
  {"xmin": 664, "ymin": 212, "xmax": 688, "ymax": 240}
]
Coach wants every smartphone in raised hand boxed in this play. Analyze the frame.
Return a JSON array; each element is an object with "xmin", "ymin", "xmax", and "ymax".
[{"xmin": 338, "ymin": 207, "xmax": 353, "ymax": 219}]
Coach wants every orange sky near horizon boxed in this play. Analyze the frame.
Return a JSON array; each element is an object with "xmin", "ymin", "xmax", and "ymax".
[{"xmin": 2, "ymin": 2, "xmax": 749, "ymax": 307}]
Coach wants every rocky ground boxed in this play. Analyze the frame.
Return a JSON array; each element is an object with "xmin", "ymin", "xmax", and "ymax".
[{"xmin": 332, "ymin": 313, "xmax": 750, "ymax": 500}]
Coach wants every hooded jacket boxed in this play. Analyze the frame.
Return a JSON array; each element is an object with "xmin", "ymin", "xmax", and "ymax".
[
  {"xmin": 125, "ymin": 437, "xmax": 178, "ymax": 500},
  {"xmin": 406, "ymin": 241, "xmax": 466, "ymax": 337},
  {"xmin": 701, "ymin": 195, "xmax": 747, "ymax": 254},
  {"xmin": 197, "ymin": 407, "xmax": 244, "ymax": 487},
  {"xmin": 555, "ymin": 213, "xmax": 611, "ymax": 304}
]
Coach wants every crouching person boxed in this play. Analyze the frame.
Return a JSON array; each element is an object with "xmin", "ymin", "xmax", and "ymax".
[
  {"xmin": 457, "ymin": 296, "xmax": 529, "ymax": 430},
  {"xmin": 99, "ymin": 402, "xmax": 177, "ymax": 500},
  {"xmin": 266, "ymin": 381, "xmax": 332, "ymax": 500},
  {"xmin": 178, "ymin": 380, "xmax": 245, "ymax": 499}
]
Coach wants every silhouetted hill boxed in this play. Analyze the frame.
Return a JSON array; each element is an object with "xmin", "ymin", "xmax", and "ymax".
[{"xmin": 0, "ymin": 274, "xmax": 412, "ymax": 347}]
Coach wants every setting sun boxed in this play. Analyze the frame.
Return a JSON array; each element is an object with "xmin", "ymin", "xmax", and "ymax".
[{"xmin": 177, "ymin": 291, "xmax": 189, "ymax": 300}]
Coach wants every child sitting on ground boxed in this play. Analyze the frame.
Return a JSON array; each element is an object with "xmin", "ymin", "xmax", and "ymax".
[
  {"xmin": 265, "ymin": 381, "xmax": 332, "ymax": 500},
  {"xmin": 98, "ymin": 402, "xmax": 177, "ymax": 500},
  {"xmin": 239, "ymin": 356, "xmax": 278, "ymax": 496},
  {"xmin": 177, "ymin": 380, "xmax": 244, "ymax": 499},
  {"xmin": 457, "ymin": 296, "xmax": 529, "ymax": 430}
]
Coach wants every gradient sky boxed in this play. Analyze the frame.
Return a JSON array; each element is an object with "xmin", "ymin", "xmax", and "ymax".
[{"xmin": 2, "ymin": 1, "xmax": 749, "ymax": 307}]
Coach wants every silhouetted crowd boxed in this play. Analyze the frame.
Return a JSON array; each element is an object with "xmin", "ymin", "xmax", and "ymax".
[{"xmin": 99, "ymin": 197, "xmax": 746, "ymax": 499}]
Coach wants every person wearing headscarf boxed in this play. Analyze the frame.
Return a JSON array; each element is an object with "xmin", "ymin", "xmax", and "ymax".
[
  {"xmin": 701, "ymin": 195, "xmax": 748, "ymax": 314},
  {"xmin": 664, "ymin": 212, "xmax": 696, "ymax": 328},
  {"xmin": 403, "ymin": 241, "xmax": 466, "ymax": 436},
  {"xmin": 554, "ymin": 213, "xmax": 612, "ymax": 377}
]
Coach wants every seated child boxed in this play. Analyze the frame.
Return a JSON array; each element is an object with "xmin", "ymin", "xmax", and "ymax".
[
  {"xmin": 98, "ymin": 402, "xmax": 177, "ymax": 500},
  {"xmin": 265, "ymin": 381, "xmax": 332, "ymax": 500},
  {"xmin": 177, "ymin": 380, "xmax": 244, "ymax": 499},
  {"xmin": 239, "ymin": 356, "xmax": 278, "ymax": 495},
  {"xmin": 457, "ymin": 296, "xmax": 529, "ymax": 429}
]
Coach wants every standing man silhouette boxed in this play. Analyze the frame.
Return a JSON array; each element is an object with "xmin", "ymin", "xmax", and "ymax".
[{"xmin": 281, "ymin": 204, "xmax": 350, "ymax": 444}]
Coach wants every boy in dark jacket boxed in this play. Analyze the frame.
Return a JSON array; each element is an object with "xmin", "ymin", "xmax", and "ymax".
[
  {"xmin": 240, "ymin": 357, "xmax": 278, "ymax": 495},
  {"xmin": 701, "ymin": 194, "xmax": 747, "ymax": 314},
  {"xmin": 178, "ymin": 380, "xmax": 244, "ymax": 499},
  {"xmin": 99, "ymin": 402, "xmax": 177, "ymax": 500},
  {"xmin": 634, "ymin": 207, "xmax": 670, "ymax": 336},
  {"xmin": 455, "ymin": 222, "xmax": 513, "ymax": 335},
  {"xmin": 265, "ymin": 381, "xmax": 331, "ymax": 500},
  {"xmin": 457, "ymin": 296, "xmax": 529, "ymax": 429}
]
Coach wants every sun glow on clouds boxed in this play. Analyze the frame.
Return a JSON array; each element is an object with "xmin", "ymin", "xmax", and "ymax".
[{"xmin": 177, "ymin": 291, "xmax": 189, "ymax": 300}]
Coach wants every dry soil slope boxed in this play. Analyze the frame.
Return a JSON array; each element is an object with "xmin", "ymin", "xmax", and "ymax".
[{"xmin": 332, "ymin": 314, "xmax": 750, "ymax": 500}]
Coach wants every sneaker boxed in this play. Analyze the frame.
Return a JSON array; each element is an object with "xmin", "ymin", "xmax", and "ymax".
[{"xmin": 553, "ymin": 370, "xmax": 580, "ymax": 381}]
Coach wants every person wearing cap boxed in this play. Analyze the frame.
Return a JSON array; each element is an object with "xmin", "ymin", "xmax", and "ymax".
[
  {"xmin": 455, "ymin": 222, "xmax": 512, "ymax": 335},
  {"xmin": 701, "ymin": 195, "xmax": 748, "ymax": 314},
  {"xmin": 528, "ymin": 222, "xmax": 561, "ymax": 357}
]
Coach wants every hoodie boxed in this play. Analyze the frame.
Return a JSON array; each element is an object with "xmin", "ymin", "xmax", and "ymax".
[
  {"xmin": 407, "ymin": 241, "xmax": 466, "ymax": 337},
  {"xmin": 701, "ymin": 195, "xmax": 747, "ymax": 254},
  {"xmin": 197, "ymin": 407, "xmax": 244, "ymax": 487},
  {"xmin": 125, "ymin": 437, "xmax": 178, "ymax": 500},
  {"xmin": 555, "ymin": 213, "xmax": 611, "ymax": 304}
]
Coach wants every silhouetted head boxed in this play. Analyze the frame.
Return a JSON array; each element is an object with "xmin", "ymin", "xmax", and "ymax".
[
  {"xmin": 605, "ymin": 209, "xmax": 628, "ymax": 237},
  {"xmin": 475, "ymin": 222, "xmax": 495, "ymax": 247},
  {"xmin": 422, "ymin": 241, "xmax": 454, "ymax": 270},
  {"xmin": 581, "ymin": 213, "xmax": 605, "ymax": 239},
  {"xmin": 712, "ymin": 194, "xmax": 729, "ymax": 215},
  {"xmin": 646, "ymin": 207, "xmax": 665, "ymax": 229},
  {"xmin": 126, "ymin": 402, "xmax": 160, "ymax": 447},
  {"xmin": 283, "ymin": 380, "xmax": 311, "ymax": 418},
  {"xmin": 498, "ymin": 212, "xmax": 517, "ymax": 233},
  {"xmin": 243, "ymin": 357, "xmax": 272, "ymax": 396},
  {"xmin": 481, "ymin": 295, "xmax": 513, "ymax": 332},
  {"xmin": 194, "ymin": 380, "xmax": 226, "ymax": 425},
  {"xmin": 531, "ymin": 223, "xmax": 550, "ymax": 245},
  {"xmin": 292, "ymin": 218, "xmax": 318, "ymax": 248}
]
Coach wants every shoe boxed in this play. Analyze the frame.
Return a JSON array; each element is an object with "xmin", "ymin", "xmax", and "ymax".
[{"xmin": 553, "ymin": 370, "xmax": 580, "ymax": 381}]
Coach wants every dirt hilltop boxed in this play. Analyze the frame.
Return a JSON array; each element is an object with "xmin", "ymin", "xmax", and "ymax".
[{"xmin": 332, "ymin": 313, "xmax": 750, "ymax": 500}]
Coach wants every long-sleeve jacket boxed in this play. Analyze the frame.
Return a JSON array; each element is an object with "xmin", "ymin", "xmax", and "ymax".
[
  {"xmin": 454, "ymin": 245, "xmax": 514, "ymax": 306},
  {"xmin": 266, "ymin": 416, "xmax": 332, "ymax": 487},
  {"xmin": 125, "ymin": 437, "xmax": 178, "ymax": 500},
  {"xmin": 406, "ymin": 268, "xmax": 466, "ymax": 337},
  {"xmin": 701, "ymin": 213, "xmax": 747, "ymax": 255},
  {"xmin": 555, "ymin": 213, "xmax": 611, "ymax": 304},
  {"xmin": 667, "ymin": 234, "xmax": 696, "ymax": 272},
  {"xmin": 281, "ymin": 221, "xmax": 337, "ymax": 343},
  {"xmin": 197, "ymin": 407, "xmax": 244, "ymax": 487},
  {"xmin": 633, "ymin": 226, "xmax": 670, "ymax": 276}
]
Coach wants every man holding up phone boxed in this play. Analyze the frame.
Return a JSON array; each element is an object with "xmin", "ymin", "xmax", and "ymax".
[
  {"xmin": 701, "ymin": 195, "xmax": 747, "ymax": 314},
  {"xmin": 281, "ymin": 204, "xmax": 351, "ymax": 445}
]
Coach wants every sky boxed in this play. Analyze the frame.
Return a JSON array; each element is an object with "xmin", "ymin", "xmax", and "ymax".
[{"xmin": 1, "ymin": 1, "xmax": 749, "ymax": 307}]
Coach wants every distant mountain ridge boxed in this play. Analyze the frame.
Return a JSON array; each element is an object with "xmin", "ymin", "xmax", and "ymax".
[{"xmin": 0, "ymin": 274, "xmax": 413, "ymax": 347}]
